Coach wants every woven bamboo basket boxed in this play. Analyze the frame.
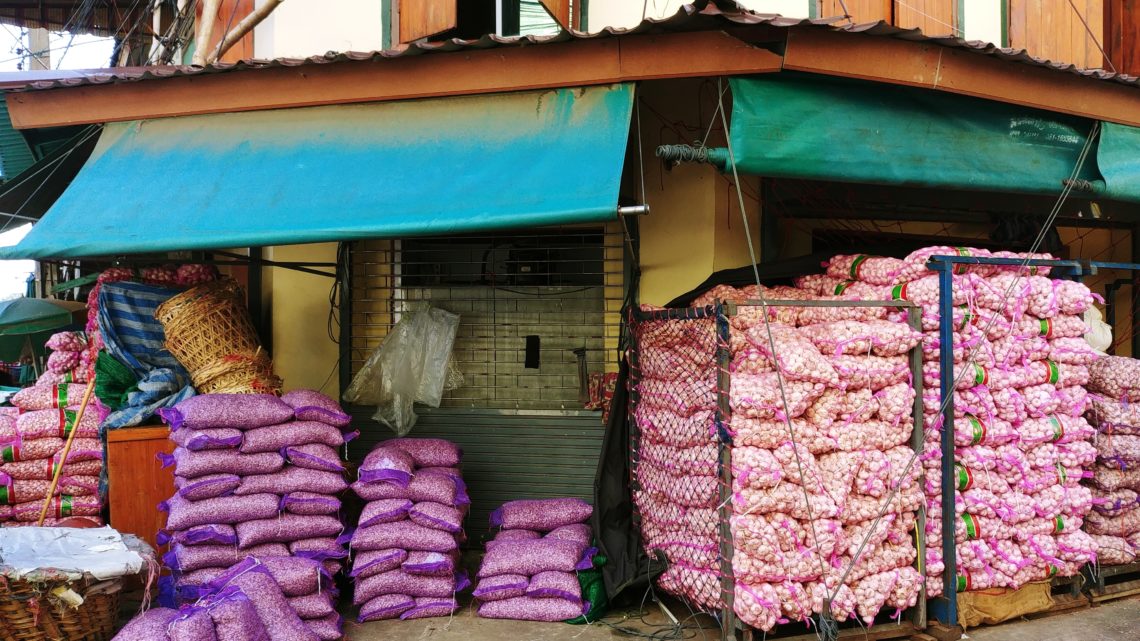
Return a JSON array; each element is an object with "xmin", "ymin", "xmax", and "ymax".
[
  {"xmin": 0, "ymin": 576, "xmax": 120, "ymax": 641},
  {"xmin": 155, "ymin": 279, "xmax": 263, "ymax": 374},
  {"xmin": 192, "ymin": 352, "xmax": 282, "ymax": 395}
]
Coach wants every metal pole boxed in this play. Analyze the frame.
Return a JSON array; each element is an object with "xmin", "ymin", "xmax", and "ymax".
[
  {"xmin": 715, "ymin": 304, "xmax": 736, "ymax": 641},
  {"xmin": 934, "ymin": 259, "xmax": 958, "ymax": 626},
  {"xmin": 908, "ymin": 304, "xmax": 928, "ymax": 630}
]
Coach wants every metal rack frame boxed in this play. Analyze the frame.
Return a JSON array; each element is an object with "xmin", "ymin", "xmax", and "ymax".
[
  {"xmin": 629, "ymin": 299, "xmax": 928, "ymax": 641},
  {"xmin": 925, "ymin": 255, "xmax": 1140, "ymax": 626}
]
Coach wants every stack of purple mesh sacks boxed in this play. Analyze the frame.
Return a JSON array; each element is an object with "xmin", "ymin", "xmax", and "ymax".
[
  {"xmin": 474, "ymin": 498, "xmax": 596, "ymax": 621},
  {"xmin": 154, "ymin": 390, "xmax": 356, "ymax": 640},
  {"xmin": 347, "ymin": 438, "xmax": 471, "ymax": 622},
  {"xmin": 112, "ymin": 556, "xmax": 337, "ymax": 641}
]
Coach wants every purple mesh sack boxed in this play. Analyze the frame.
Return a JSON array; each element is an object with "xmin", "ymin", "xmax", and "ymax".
[
  {"xmin": 161, "ymin": 492, "xmax": 280, "ymax": 530},
  {"xmin": 236, "ymin": 514, "xmax": 343, "ymax": 548},
  {"xmin": 303, "ymin": 613, "xmax": 342, "ymax": 641},
  {"xmin": 289, "ymin": 537, "xmax": 348, "ymax": 561},
  {"xmin": 358, "ymin": 499, "xmax": 413, "ymax": 527},
  {"xmin": 357, "ymin": 447, "xmax": 414, "ymax": 487},
  {"xmin": 204, "ymin": 587, "xmax": 270, "ymax": 641},
  {"xmin": 494, "ymin": 529, "xmax": 541, "ymax": 542},
  {"xmin": 478, "ymin": 596, "xmax": 588, "ymax": 621},
  {"xmin": 349, "ymin": 548, "xmax": 408, "ymax": 579},
  {"xmin": 240, "ymin": 421, "xmax": 346, "ymax": 454},
  {"xmin": 454, "ymin": 477, "xmax": 471, "ymax": 507},
  {"xmin": 476, "ymin": 539, "xmax": 587, "ymax": 578},
  {"xmin": 358, "ymin": 594, "xmax": 414, "ymax": 622},
  {"xmin": 170, "ymin": 428, "xmax": 244, "ymax": 452},
  {"xmin": 402, "ymin": 551, "xmax": 458, "ymax": 577},
  {"xmin": 408, "ymin": 502, "xmax": 463, "ymax": 533},
  {"xmin": 110, "ymin": 607, "xmax": 179, "ymax": 641},
  {"xmin": 352, "ymin": 473, "xmax": 457, "ymax": 505},
  {"xmin": 472, "ymin": 574, "xmax": 528, "ymax": 602},
  {"xmin": 254, "ymin": 556, "xmax": 333, "ymax": 597},
  {"xmin": 207, "ymin": 560, "xmax": 319, "ymax": 641},
  {"xmin": 544, "ymin": 523, "xmax": 592, "ymax": 547},
  {"xmin": 288, "ymin": 592, "xmax": 336, "ymax": 619},
  {"xmin": 401, "ymin": 596, "xmax": 459, "ymax": 620},
  {"xmin": 283, "ymin": 444, "xmax": 344, "ymax": 473},
  {"xmin": 490, "ymin": 498, "xmax": 592, "ymax": 532},
  {"xmin": 235, "ymin": 468, "xmax": 348, "ymax": 496},
  {"xmin": 281, "ymin": 389, "xmax": 352, "ymax": 428},
  {"xmin": 163, "ymin": 542, "xmax": 289, "ymax": 572},
  {"xmin": 418, "ymin": 467, "xmax": 462, "ymax": 480},
  {"xmin": 166, "ymin": 524, "xmax": 237, "ymax": 547},
  {"xmin": 280, "ymin": 492, "xmax": 341, "ymax": 516},
  {"xmin": 168, "ymin": 609, "xmax": 217, "ymax": 641},
  {"xmin": 384, "ymin": 438, "xmax": 462, "ymax": 467},
  {"xmin": 350, "ymin": 520, "xmax": 459, "ymax": 553},
  {"xmin": 174, "ymin": 474, "xmax": 241, "ymax": 502},
  {"xmin": 526, "ymin": 571, "xmax": 581, "ymax": 602},
  {"xmin": 354, "ymin": 569, "xmax": 467, "ymax": 603},
  {"xmin": 160, "ymin": 394, "xmax": 295, "ymax": 431},
  {"xmin": 161, "ymin": 448, "xmax": 284, "ymax": 479},
  {"xmin": 176, "ymin": 567, "xmax": 228, "ymax": 589}
]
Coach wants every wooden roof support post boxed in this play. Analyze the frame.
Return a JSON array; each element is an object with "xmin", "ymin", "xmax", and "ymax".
[
  {"xmin": 193, "ymin": 0, "xmax": 222, "ymax": 66},
  {"xmin": 208, "ymin": 0, "xmax": 282, "ymax": 64}
]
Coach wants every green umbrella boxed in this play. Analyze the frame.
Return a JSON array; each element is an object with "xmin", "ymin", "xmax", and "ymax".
[{"xmin": 0, "ymin": 297, "xmax": 87, "ymax": 378}]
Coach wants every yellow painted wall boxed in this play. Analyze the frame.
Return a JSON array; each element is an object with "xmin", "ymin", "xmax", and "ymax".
[
  {"xmin": 637, "ymin": 79, "xmax": 761, "ymax": 305},
  {"xmin": 266, "ymin": 243, "xmax": 340, "ymax": 393}
]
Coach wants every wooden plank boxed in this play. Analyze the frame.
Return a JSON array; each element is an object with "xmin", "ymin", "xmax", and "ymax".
[
  {"xmin": 821, "ymin": 0, "xmax": 891, "ymax": 22},
  {"xmin": 539, "ymin": 0, "xmax": 571, "ymax": 30},
  {"xmin": 6, "ymin": 30, "xmax": 781, "ymax": 129},
  {"xmin": 782, "ymin": 27, "xmax": 1140, "ymax": 127},
  {"xmin": 105, "ymin": 425, "xmax": 171, "ymax": 442},
  {"xmin": 106, "ymin": 426, "xmax": 174, "ymax": 555},
  {"xmin": 398, "ymin": 0, "xmax": 457, "ymax": 43},
  {"xmin": 1009, "ymin": 0, "xmax": 1026, "ymax": 52},
  {"xmin": 894, "ymin": 0, "xmax": 957, "ymax": 36},
  {"xmin": 1090, "ymin": 578, "xmax": 1140, "ymax": 602},
  {"xmin": 196, "ymin": 0, "xmax": 254, "ymax": 64}
]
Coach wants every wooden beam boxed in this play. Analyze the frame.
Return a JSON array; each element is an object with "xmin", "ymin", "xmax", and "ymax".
[
  {"xmin": 783, "ymin": 27, "xmax": 1140, "ymax": 127},
  {"xmin": 5, "ymin": 30, "xmax": 782, "ymax": 129}
]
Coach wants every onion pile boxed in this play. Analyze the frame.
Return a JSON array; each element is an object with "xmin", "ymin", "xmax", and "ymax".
[{"xmin": 1084, "ymin": 357, "xmax": 1140, "ymax": 565}]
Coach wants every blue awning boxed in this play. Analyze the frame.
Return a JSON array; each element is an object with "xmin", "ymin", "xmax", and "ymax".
[{"xmin": 1, "ymin": 84, "xmax": 634, "ymax": 259}]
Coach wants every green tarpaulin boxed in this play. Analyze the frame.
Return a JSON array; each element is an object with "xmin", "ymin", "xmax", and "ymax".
[{"xmin": 722, "ymin": 74, "xmax": 1109, "ymax": 197}]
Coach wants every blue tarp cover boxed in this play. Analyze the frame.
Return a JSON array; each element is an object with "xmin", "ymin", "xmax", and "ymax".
[{"xmin": 2, "ymin": 83, "xmax": 634, "ymax": 259}]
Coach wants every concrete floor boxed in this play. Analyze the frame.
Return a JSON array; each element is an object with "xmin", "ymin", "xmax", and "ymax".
[{"xmin": 346, "ymin": 597, "xmax": 1140, "ymax": 641}]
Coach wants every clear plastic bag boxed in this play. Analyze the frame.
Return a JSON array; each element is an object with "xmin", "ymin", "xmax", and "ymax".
[{"xmin": 343, "ymin": 306, "xmax": 463, "ymax": 435}]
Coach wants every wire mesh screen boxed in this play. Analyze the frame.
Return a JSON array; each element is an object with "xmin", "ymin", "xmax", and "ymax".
[
  {"xmin": 350, "ymin": 226, "xmax": 624, "ymax": 411},
  {"xmin": 629, "ymin": 305, "xmax": 727, "ymax": 612}
]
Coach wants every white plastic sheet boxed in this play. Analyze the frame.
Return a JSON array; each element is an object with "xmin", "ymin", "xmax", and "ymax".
[{"xmin": 0, "ymin": 526, "xmax": 144, "ymax": 580}]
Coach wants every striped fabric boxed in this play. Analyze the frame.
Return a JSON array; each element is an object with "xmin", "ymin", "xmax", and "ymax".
[{"xmin": 97, "ymin": 282, "xmax": 195, "ymax": 429}]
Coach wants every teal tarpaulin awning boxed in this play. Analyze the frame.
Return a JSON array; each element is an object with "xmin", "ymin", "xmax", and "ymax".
[
  {"xmin": 1, "ymin": 84, "xmax": 634, "ymax": 259},
  {"xmin": 721, "ymin": 74, "xmax": 1107, "ymax": 196}
]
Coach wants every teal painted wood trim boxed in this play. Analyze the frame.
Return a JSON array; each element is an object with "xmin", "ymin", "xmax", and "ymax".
[
  {"xmin": 809, "ymin": 0, "xmax": 818, "ymax": 19},
  {"xmin": 957, "ymin": 0, "xmax": 966, "ymax": 37},
  {"xmin": 348, "ymin": 407, "xmax": 606, "ymax": 545}
]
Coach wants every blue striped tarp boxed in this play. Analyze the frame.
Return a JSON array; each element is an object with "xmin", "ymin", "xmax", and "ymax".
[{"xmin": 97, "ymin": 282, "xmax": 194, "ymax": 429}]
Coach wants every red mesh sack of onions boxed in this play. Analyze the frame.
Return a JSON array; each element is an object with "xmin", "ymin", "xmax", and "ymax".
[
  {"xmin": 689, "ymin": 284, "xmax": 753, "ymax": 307},
  {"xmin": 0, "ymin": 458, "xmax": 101, "ymax": 480},
  {"xmin": 45, "ymin": 331, "xmax": 85, "ymax": 352},
  {"xmin": 900, "ymin": 246, "xmax": 995, "ymax": 279},
  {"xmin": 850, "ymin": 566, "xmax": 922, "ymax": 624},
  {"xmin": 732, "ymin": 483, "xmax": 840, "ymax": 521},
  {"xmin": 795, "ymin": 296, "xmax": 890, "ymax": 325},
  {"xmin": 733, "ymin": 547, "xmax": 827, "ymax": 584},
  {"xmin": 176, "ymin": 264, "xmax": 220, "ymax": 287},
  {"xmin": 799, "ymin": 320, "xmax": 922, "ymax": 357},
  {"xmin": 818, "ymin": 445, "xmax": 919, "ymax": 500},
  {"xmin": 636, "ymin": 463, "xmax": 718, "ymax": 508},
  {"xmin": 1085, "ymin": 509, "xmax": 1140, "ymax": 537},
  {"xmin": 841, "ymin": 511, "xmax": 916, "ymax": 558},
  {"xmin": 1092, "ymin": 464, "xmax": 1140, "ymax": 492},
  {"xmin": 140, "ymin": 265, "xmax": 178, "ymax": 286},
  {"xmin": 1089, "ymin": 356, "xmax": 1140, "ymax": 400},
  {"xmin": 1096, "ymin": 434, "xmax": 1140, "ymax": 465},
  {"xmin": 1088, "ymin": 395, "xmax": 1140, "ymax": 434},
  {"xmin": 1, "ymin": 438, "xmax": 101, "ymax": 463},
  {"xmin": 1090, "ymin": 534, "xmax": 1137, "ymax": 565},
  {"xmin": 831, "ymin": 355, "xmax": 910, "ymax": 391},
  {"xmin": 1091, "ymin": 488, "xmax": 1140, "ymax": 517},
  {"xmin": 921, "ymin": 329, "xmax": 988, "ymax": 364},
  {"xmin": 1048, "ymin": 338, "xmax": 1100, "ymax": 366},
  {"xmin": 842, "ymin": 487, "xmax": 923, "ymax": 525},
  {"xmin": 825, "ymin": 254, "xmax": 906, "ymax": 286},
  {"xmin": 1018, "ymin": 314, "xmax": 1088, "ymax": 339},
  {"xmin": 793, "ymin": 273, "xmax": 844, "ymax": 295},
  {"xmin": 1053, "ymin": 280, "xmax": 1096, "ymax": 315},
  {"xmin": 656, "ymin": 564, "xmax": 724, "ymax": 610},
  {"xmin": 1, "ymin": 477, "xmax": 99, "ymax": 504},
  {"xmin": 639, "ymin": 345, "xmax": 714, "ymax": 379}
]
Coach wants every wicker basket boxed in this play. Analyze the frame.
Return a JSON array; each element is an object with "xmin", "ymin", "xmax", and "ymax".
[
  {"xmin": 0, "ymin": 576, "xmax": 120, "ymax": 641},
  {"xmin": 192, "ymin": 352, "xmax": 283, "ymax": 395},
  {"xmin": 156, "ymin": 279, "xmax": 280, "ymax": 395},
  {"xmin": 155, "ymin": 279, "xmax": 263, "ymax": 374}
]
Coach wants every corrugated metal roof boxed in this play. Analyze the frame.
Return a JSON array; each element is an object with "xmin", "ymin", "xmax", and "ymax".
[{"xmin": 7, "ymin": 1, "xmax": 1140, "ymax": 92}]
